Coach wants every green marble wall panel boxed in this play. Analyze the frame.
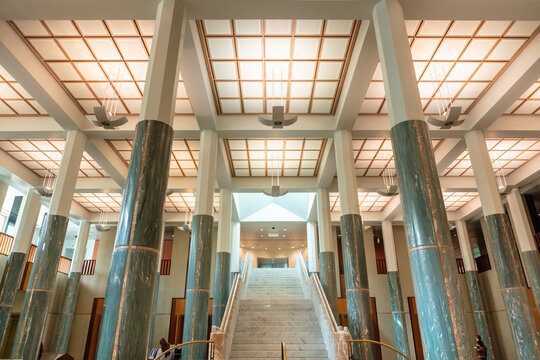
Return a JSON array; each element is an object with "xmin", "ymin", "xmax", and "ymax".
[
  {"xmin": 340, "ymin": 214, "xmax": 374, "ymax": 360},
  {"xmin": 0, "ymin": 251, "xmax": 25, "ymax": 344},
  {"xmin": 523, "ymin": 250, "xmax": 540, "ymax": 313},
  {"xmin": 96, "ymin": 119, "xmax": 173, "ymax": 360},
  {"xmin": 11, "ymin": 214, "xmax": 69, "ymax": 360},
  {"xmin": 388, "ymin": 271, "xmax": 410, "ymax": 359},
  {"xmin": 182, "ymin": 214, "xmax": 214, "ymax": 360},
  {"xmin": 485, "ymin": 213, "xmax": 540, "ymax": 358},
  {"xmin": 318, "ymin": 251, "xmax": 339, "ymax": 321},
  {"xmin": 465, "ymin": 271, "xmax": 496, "ymax": 359},
  {"xmin": 391, "ymin": 119, "xmax": 474, "ymax": 360},
  {"xmin": 148, "ymin": 273, "xmax": 160, "ymax": 351},
  {"xmin": 51, "ymin": 271, "xmax": 82, "ymax": 353},
  {"xmin": 212, "ymin": 251, "xmax": 231, "ymax": 327}
]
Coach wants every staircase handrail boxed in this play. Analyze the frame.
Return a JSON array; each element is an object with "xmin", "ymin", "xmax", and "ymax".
[
  {"xmin": 209, "ymin": 252, "xmax": 251, "ymax": 360},
  {"xmin": 295, "ymin": 252, "xmax": 351, "ymax": 360}
]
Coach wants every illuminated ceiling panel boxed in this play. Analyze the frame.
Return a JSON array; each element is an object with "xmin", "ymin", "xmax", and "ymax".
[
  {"xmin": 198, "ymin": 19, "xmax": 360, "ymax": 115},
  {"xmin": 505, "ymin": 80, "xmax": 540, "ymax": 114},
  {"xmin": 11, "ymin": 20, "xmax": 192, "ymax": 116},
  {"xmin": 329, "ymin": 192, "xmax": 393, "ymax": 212},
  {"xmin": 0, "ymin": 65, "xmax": 46, "ymax": 116},
  {"xmin": 225, "ymin": 138, "xmax": 326, "ymax": 177},
  {"xmin": 73, "ymin": 192, "xmax": 123, "ymax": 212},
  {"xmin": 107, "ymin": 138, "xmax": 200, "ymax": 176},
  {"xmin": 165, "ymin": 192, "xmax": 220, "ymax": 213},
  {"xmin": 352, "ymin": 138, "xmax": 443, "ymax": 176},
  {"xmin": 0, "ymin": 139, "xmax": 106, "ymax": 177},
  {"xmin": 443, "ymin": 192, "xmax": 478, "ymax": 212},
  {"xmin": 360, "ymin": 20, "xmax": 539, "ymax": 115},
  {"xmin": 444, "ymin": 138, "xmax": 540, "ymax": 176}
]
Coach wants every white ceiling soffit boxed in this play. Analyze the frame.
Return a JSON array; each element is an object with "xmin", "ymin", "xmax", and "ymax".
[{"xmin": 234, "ymin": 192, "xmax": 314, "ymax": 222}]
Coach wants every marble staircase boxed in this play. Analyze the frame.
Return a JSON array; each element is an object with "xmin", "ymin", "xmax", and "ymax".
[{"xmin": 229, "ymin": 268, "xmax": 329, "ymax": 359}]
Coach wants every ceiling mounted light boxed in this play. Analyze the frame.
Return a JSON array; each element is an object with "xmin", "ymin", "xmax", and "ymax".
[
  {"xmin": 426, "ymin": 66, "xmax": 465, "ymax": 129},
  {"xmin": 377, "ymin": 157, "xmax": 399, "ymax": 196},
  {"xmin": 182, "ymin": 211, "xmax": 193, "ymax": 232},
  {"xmin": 96, "ymin": 211, "xmax": 111, "ymax": 232},
  {"xmin": 258, "ymin": 105, "xmax": 297, "ymax": 129},
  {"xmin": 89, "ymin": 67, "xmax": 128, "ymax": 130},
  {"xmin": 35, "ymin": 171, "xmax": 54, "ymax": 197},
  {"xmin": 493, "ymin": 160, "xmax": 509, "ymax": 194}
]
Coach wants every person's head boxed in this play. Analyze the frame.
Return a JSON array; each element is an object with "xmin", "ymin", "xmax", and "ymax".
[
  {"xmin": 476, "ymin": 335, "xmax": 481, "ymax": 342},
  {"xmin": 160, "ymin": 338, "xmax": 169, "ymax": 352}
]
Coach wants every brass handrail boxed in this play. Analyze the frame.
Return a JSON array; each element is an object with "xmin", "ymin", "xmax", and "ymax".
[
  {"xmin": 154, "ymin": 340, "xmax": 215, "ymax": 360},
  {"xmin": 281, "ymin": 342, "xmax": 287, "ymax": 360},
  {"xmin": 347, "ymin": 339, "xmax": 410, "ymax": 360}
]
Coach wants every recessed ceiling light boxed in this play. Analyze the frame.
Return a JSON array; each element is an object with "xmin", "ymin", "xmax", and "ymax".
[
  {"xmin": 259, "ymin": 228, "xmax": 263, "ymax": 231},
  {"xmin": 265, "ymin": 248, "xmax": 267, "ymax": 250},
  {"xmin": 278, "ymin": 247, "xmax": 281, "ymax": 250},
  {"xmin": 284, "ymin": 228, "xmax": 287, "ymax": 231},
  {"xmin": 291, "ymin": 246, "xmax": 295, "ymax": 249},
  {"xmin": 282, "ymin": 235, "xmax": 286, "ymax": 237},
  {"xmin": 251, "ymin": 246, "xmax": 255, "ymax": 249},
  {"xmin": 260, "ymin": 235, "xmax": 264, "ymax": 237}
]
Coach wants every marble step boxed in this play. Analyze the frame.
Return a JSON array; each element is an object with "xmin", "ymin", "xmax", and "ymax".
[
  {"xmin": 232, "ymin": 331, "xmax": 323, "ymax": 339},
  {"xmin": 237, "ymin": 315, "xmax": 317, "ymax": 321},
  {"xmin": 229, "ymin": 350, "xmax": 328, "ymax": 358},
  {"xmin": 235, "ymin": 321, "xmax": 320, "ymax": 327},
  {"xmin": 231, "ymin": 343, "xmax": 326, "ymax": 351},
  {"xmin": 234, "ymin": 325, "xmax": 317, "ymax": 332},
  {"xmin": 232, "ymin": 337, "xmax": 325, "ymax": 344}
]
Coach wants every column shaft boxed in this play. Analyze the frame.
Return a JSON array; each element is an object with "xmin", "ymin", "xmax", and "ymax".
[
  {"xmin": 455, "ymin": 220, "xmax": 497, "ymax": 358},
  {"xmin": 506, "ymin": 188, "xmax": 540, "ymax": 312},
  {"xmin": 182, "ymin": 130, "xmax": 218, "ymax": 360},
  {"xmin": 149, "ymin": 222, "xmax": 166, "ymax": 350},
  {"xmin": 51, "ymin": 221, "xmax": 90, "ymax": 353},
  {"xmin": 316, "ymin": 188, "xmax": 338, "ymax": 320},
  {"xmin": 306, "ymin": 221, "xmax": 319, "ymax": 273},
  {"xmin": 11, "ymin": 131, "xmax": 86, "ymax": 360},
  {"xmin": 212, "ymin": 188, "xmax": 233, "ymax": 327},
  {"xmin": 0, "ymin": 189, "xmax": 41, "ymax": 345},
  {"xmin": 373, "ymin": 1, "xmax": 475, "ymax": 358},
  {"xmin": 334, "ymin": 130, "xmax": 374, "ymax": 359},
  {"xmin": 381, "ymin": 221, "xmax": 410, "ymax": 359},
  {"xmin": 465, "ymin": 130, "xmax": 540, "ymax": 359}
]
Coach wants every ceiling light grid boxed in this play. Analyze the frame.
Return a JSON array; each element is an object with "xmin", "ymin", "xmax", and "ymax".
[
  {"xmin": 329, "ymin": 192, "xmax": 393, "ymax": 212},
  {"xmin": 225, "ymin": 138, "xmax": 326, "ymax": 177},
  {"xmin": 444, "ymin": 138, "xmax": 540, "ymax": 176},
  {"xmin": 0, "ymin": 139, "xmax": 106, "ymax": 177},
  {"xmin": 443, "ymin": 192, "xmax": 478, "ymax": 212},
  {"xmin": 352, "ymin": 137, "xmax": 443, "ymax": 176},
  {"xmin": 198, "ymin": 19, "xmax": 359, "ymax": 115},
  {"xmin": 165, "ymin": 192, "xmax": 220, "ymax": 213},
  {"xmin": 361, "ymin": 20, "xmax": 539, "ymax": 115},
  {"xmin": 505, "ymin": 80, "xmax": 540, "ymax": 115},
  {"xmin": 11, "ymin": 20, "xmax": 192, "ymax": 116},
  {"xmin": 0, "ymin": 65, "xmax": 46, "ymax": 116},
  {"xmin": 107, "ymin": 138, "xmax": 200, "ymax": 176},
  {"xmin": 73, "ymin": 192, "xmax": 123, "ymax": 212}
]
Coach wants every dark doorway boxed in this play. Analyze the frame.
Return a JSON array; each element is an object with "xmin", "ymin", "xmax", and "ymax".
[
  {"xmin": 257, "ymin": 257, "xmax": 288, "ymax": 268},
  {"xmin": 407, "ymin": 297, "xmax": 424, "ymax": 360},
  {"xmin": 84, "ymin": 297, "xmax": 104, "ymax": 360}
]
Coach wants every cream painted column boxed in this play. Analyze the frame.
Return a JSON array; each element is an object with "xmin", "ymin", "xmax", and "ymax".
[
  {"xmin": 465, "ymin": 130, "xmax": 540, "ymax": 358},
  {"xmin": 334, "ymin": 129, "xmax": 374, "ymax": 359},
  {"xmin": 0, "ymin": 189, "xmax": 41, "ymax": 345},
  {"xmin": 230, "ymin": 221, "xmax": 241, "ymax": 274},
  {"xmin": 316, "ymin": 188, "xmax": 338, "ymax": 320},
  {"xmin": 51, "ymin": 221, "xmax": 91, "ymax": 353},
  {"xmin": 11, "ymin": 130, "xmax": 86, "ymax": 360},
  {"xmin": 306, "ymin": 221, "xmax": 319, "ymax": 273},
  {"xmin": 0, "ymin": 180, "xmax": 8, "ymax": 210},
  {"xmin": 381, "ymin": 220, "xmax": 410, "ymax": 359},
  {"xmin": 455, "ymin": 220, "xmax": 497, "ymax": 358},
  {"xmin": 506, "ymin": 188, "xmax": 540, "ymax": 312},
  {"xmin": 96, "ymin": 0, "xmax": 186, "ymax": 358},
  {"xmin": 212, "ymin": 188, "xmax": 233, "ymax": 327},
  {"xmin": 373, "ymin": 1, "xmax": 475, "ymax": 358},
  {"xmin": 182, "ymin": 129, "xmax": 218, "ymax": 360},
  {"xmin": 149, "ymin": 221, "xmax": 165, "ymax": 350}
]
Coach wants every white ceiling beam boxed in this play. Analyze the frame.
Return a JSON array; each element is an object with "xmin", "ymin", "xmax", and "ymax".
[
  {"xmin": 381, "ymin": 196, "xmax": 401, "ymax": 221},
  {"xmin": 334, "ymin": 21, "xmax": 379, "ymax": 130},
  {"xmin": 216, "ymin": 139, "xmax": 232, "ymax": 188},
  {"xmin": 506, "ymin": 155, "xmax": 540, "ymax": 189},
  {"xmin": 435, "ymin": 138, "xmax": 467, "ymax": 174},
  {"xmin": 231, "ymin": 177, "xmax": 318, "ymax": 192},
  {"xmin": 315, "ymin": 139, "xmax": 336, "ymax": 189},
  {"xmin": 85, "ymin": 139, "xmax": 128, "ymax": 188},
  {"xmin": 328, "ymin": 175, "xmax": 477, "ymax": 192},
  {"xmin": 0, "ymin": 148, "xmax": 41, "ymax": 190},
  {"xmin": 2, "ymin": 0, "xmax": 539, "ymax": 20}
]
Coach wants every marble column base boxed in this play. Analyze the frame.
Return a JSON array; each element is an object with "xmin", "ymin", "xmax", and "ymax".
[
  {"xmin": 522, "ymin": 250, "xmax": 540, "ymax": 313},
  {"xmin": 340, "ymin": 214, "xmax": 374, "ymax": 360},
  {"xmin": 182, "ymin": 214, "xmax": 214, "ymax": 360},
  {"xmin": 387, "ymin": 271, "xmax": 410, "ymax": 359},
  {"xmin": 212, "ymin": 251, "xmax": 231, "ymax": 327},
  {"xmin": 96, "ymin": 119, "xmax": 173, "ymax": 360},
  {"xmin": 318, "ymin": 251, "xmax": 339, "ymax": 321},
  {"xmin": 51, "ymin": 271, "xmax": 82, "ymax": 353},
  {"xmin": 392, "ymin": 119, "xmax": 474, "ymax": 359},
  {"xmin": 11, "ymin": 214, "xmax": 69, "ymax": 360},
  {"xmin": 485, "ymin": 213, "xmax": 540, "ymax": 358},
  {"xmin": 0, "ymin": 251, "xmax": 26, "ymax": 345},
  {"xmin": 465, "ymin": 271, "xmax": 497, "ymax": 359}
]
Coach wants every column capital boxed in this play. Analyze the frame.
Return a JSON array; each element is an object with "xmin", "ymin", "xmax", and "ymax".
[{"xmin": 333, "ymin": 130, "xmax": 360, "ymax": 215}]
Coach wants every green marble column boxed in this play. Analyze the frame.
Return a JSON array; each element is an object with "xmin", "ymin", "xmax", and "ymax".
[
  {"xmin": 96, "ymin": 120, "xmax": 173, "ymax": 359},
  {"xmin": 484, "ymin": 214, "xmax": 540, "ymax": 358},
  {"xmin": 50, "ymin": 271, "xmax": 81, "ymax": 353},
  {"xmin": 212, "ymin": 251, "xmax": 231, "ymax": 327},
  {"xmin": 148, "ymin": 272, "xmax": 160, "ymax": 350},
  {"xmin": 465, "ymin": 271, "xmax": 496, "ymax": 359},
  {"xmin": 0, "ymin": 251, "xmax": 26, "ymax": 342},
  {"xmin": 182, "ymin": 214, "xmax": 214, "ymax": 360},
  {"xmin": 340, "ymin": 214, "xmax": 375, "ymax": 359},
  {"xmin": 388, "ymin": 271, "xmax": 410, "ymax": 359},
  {"xmin": 523, "ymin": 250, "xmax": 540, "ymax": 313},
  {"xmin": 11, "ymin": 214, "xmax": 69, "ymax": 359},
  {"xmin": 390, "ymin": 121, "xmax": 474, "ymax": 359},
  {"xmin": 318, "ymin": 251, "xmax": 339, "ymax": 321}
]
